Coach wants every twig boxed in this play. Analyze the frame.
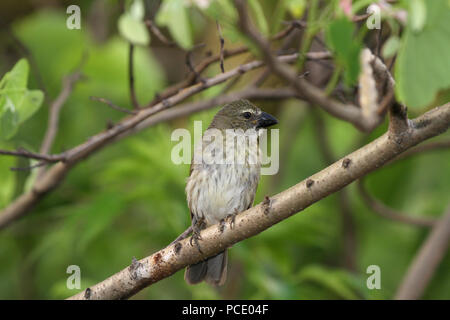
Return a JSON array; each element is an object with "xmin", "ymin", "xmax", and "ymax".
[
  {"xmin": 39, "ymin": 72, "xmax": 84, "ymax": 156},
  {"xmin": 185, "ymin": 43, "xmax": 206, "ymax": 84},
  {"xmin": 216, "ymin": 21, "xmax": 225, "ymax": 73},
  {"xmin": 357, "ymin": 178, "xmax": 437, "ymax": 227},
  {"xmin": 395, "ymin": 205, "xmax": 450, "ymax": 299},
  {"xmin": 145, "ymin": 22, "xmax": 304, "ymax": 107},
  {"xmin": 128, "ymin": 44, "xmax": 140, "ymax": 109},
  {"xmin": 67, "ymin": 103, "xmax": 450, "ymax": 299},
  {"xmin": 36, "ymin": 57, "xmax": 86, "ymax": 178},
  {"xmin": 90, "ymin": 96, "xmax": 137, "ymax": 114},
  {"xmin": 392, "ymin": 139, "xmax": 450, "ymax": 162},
  {"xmin": 144, "ymin": 20, "xmax": 176, "ymax": 47},
  {"xmin": 10, "ymin": 161, "xmax": 47, "ymax": 171},
  {"xmin": 0, "ymin": 148, "xmax": 65, "ymax": 163}
]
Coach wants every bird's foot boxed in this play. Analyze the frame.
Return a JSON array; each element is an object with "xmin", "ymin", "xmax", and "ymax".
[
  {"xmin": 219, "ymin": 218, "xmax": 226, "ymax": 233},
  {"xmin": 226, "ymin": 210, "xmax": 238, "ymax": 229},
  {"xmin": 190, "ymin": 217, "xmax": 205, "ymax": 254}
]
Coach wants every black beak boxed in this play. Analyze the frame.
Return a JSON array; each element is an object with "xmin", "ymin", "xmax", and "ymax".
[{"xmin": 256, "ymin": 111, "xmax": 278, "ymax": 129}]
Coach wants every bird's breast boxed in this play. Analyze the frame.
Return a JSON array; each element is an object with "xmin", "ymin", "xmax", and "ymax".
[{"xmin": 186, "ymin": 137, "xmax": 261, "ymax": 225}]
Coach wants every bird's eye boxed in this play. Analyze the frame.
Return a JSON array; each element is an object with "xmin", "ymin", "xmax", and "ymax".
[{"xmin": 242, "ymin": 112, "xmax": 252, "ymax": 119}]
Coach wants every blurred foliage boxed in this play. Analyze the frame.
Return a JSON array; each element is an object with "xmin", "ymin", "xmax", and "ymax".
[
  {"xmin": 0, "ymin": 0, "xmax": 449, "ymax": 300},
  {"xmin": 395, "ymin": 0, "xmax": 450, "ymax": 108}
]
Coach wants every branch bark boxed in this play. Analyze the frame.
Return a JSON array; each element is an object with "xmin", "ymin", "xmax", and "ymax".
[{"xmin": 67, "ymin": 102, "xmax": 450, "ymax": 300}]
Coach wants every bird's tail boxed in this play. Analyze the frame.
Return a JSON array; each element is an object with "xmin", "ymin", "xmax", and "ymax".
[{"xmin": 185, "ymin": 250, "xmax": 228, "ymax": 286}]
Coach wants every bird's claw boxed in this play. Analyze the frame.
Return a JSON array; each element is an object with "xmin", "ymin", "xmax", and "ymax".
[
  {"xmin": 226, "ymin": 211, "xmax": 238, "ymax": 229},
  {"xmin": 190, "ymin": 217, "xmax": 205, "ymax": 254},
  {"xmin": 189, "ymin": 230, "xmax": 203, "ymax": 254},
  {"xmin": 219, "ymin": 218, "xmax": 226, "ymax": 233}
]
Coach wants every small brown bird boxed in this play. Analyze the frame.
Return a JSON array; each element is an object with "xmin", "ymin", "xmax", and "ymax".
[{"xmin": 184, "ymin": 99, "xmax": 278, "ymax": 286}]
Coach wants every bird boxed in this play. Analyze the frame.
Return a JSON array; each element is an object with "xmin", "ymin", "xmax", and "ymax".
[{"xmin": 184, "ymin": 99, "xmax": 278, "ymax": 286}]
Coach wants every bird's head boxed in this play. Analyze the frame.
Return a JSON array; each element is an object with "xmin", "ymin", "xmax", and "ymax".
[{"xmin": 209, "ymin": 99, "xmax": 278, "ymax": 131}]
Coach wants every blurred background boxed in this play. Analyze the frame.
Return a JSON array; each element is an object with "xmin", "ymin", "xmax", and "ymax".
[{"xmin": 0, "ymin": 0, "xmax": 449, "ymax": 299}]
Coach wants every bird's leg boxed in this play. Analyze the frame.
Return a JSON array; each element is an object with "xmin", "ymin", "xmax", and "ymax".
[
  {"xmin": 219, "ymin": 218, "xmax": 226, "ymax": 233},
  {"xmin": 190, "ymin": 216, "xmax": 205, "ymax": 253},
  {"xmin": 226, "ymin": 209, "xmax": 239, "ymax": 229}
]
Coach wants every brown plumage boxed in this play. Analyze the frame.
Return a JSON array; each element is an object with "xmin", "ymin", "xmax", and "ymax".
[{"xmin": 184, "ymin": 100, "xmax": 278, "ymax": 286}]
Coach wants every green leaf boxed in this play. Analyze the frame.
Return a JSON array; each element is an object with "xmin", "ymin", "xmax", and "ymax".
[
  {"xmin": 0, "ymin": 59, "xmax": 44, "ymax": 139},
  {"xmin": 0, "ymin": 101, "xmax": 19, "ymax": 140},
  {"xmin": 325, "ymin": 17, "xmax": 361, "ymax": 86},
  {"xmin": 396, "ymin": 0, "xmax": 450, "ymax": 108},
  {"xmin": 382, "ymin": 36, "xmax": 400, "ymax": 59},
  {"xmin": 156, "ymin": 0, "xmax": 193, "ymax": 49},
  {"xmin": 0, "ymin": 142, "xmax": 16, "ymax": 209},
  {"xmin": 16, "ymin": 90, "xmax": 44, "ymax": 124},
  {"xmin": 118, "ymin": 13, "xmax": 150, "ymax": 45},
  {"xmin": 409, "ymin": 0, "xmax": 427, "ymax": 33},
  {"xmin": 1, "ymin": 59, "xmax": 28, "ymax": 91},
  {"xmin": 129, "ymin": 0, "xmax": 145, "ymax": 21}
]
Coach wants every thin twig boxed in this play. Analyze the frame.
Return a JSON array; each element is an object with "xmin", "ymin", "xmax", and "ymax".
[
  {"xmin": 144, "ymin": 20, "xmax": 176, "ymax": 47},
  {"xmin": 185, "ymin": 43, "xmax": 207, "ymax": 84},
  {"xmin": 145, "ymin": 22, "xmax": 302, "ymax": 107},
  {"xmin": 0, "ymin": 148, "xmax": 65, "ymax": 163},
  {"xmin": 10, "ymin": 161, "xmax": 47, "ymax": 171},
  {"xmin": 357, "ymin": 178, "xmax": 437, "ymax": 227},
  {"xmin": 90, "ymin": 96, "xmax": 137, "ymax": 114},
  {"xmin": 216, "ymin": 21, "xmax": 225, "ymax": 73},
  {"xmin": 393, "ymin": 139, "xmax": 450, "ymax": 162},
  {"xmin": 39, "ymin": 72, "xmax": 84, "ymax": 156},
  {"xmin": 128, "ymin": 44, "xmax": 140, "ymax": 109}
]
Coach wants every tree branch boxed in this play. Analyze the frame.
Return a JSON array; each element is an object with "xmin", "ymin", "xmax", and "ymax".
[
  {"xmin": 67, "ymin": 103, "xmax": 450, "ymax": 300},
  {"xmin": 0, "ymin": 85, "xmax": 298, "ymax": 230},
  {"xmin": 39, "ymin": 72, "xmax": 84, "ymax": 156},
  {"xmin": 357, "ymin": 178, "xmax": 437, "ymax": 227},
  {"xmin": 234, "ymin": 0, "xmax": 394, "ymax": 132},
  {"xmin": 144, "ymin": 22, "xmax": 322, "ymax": 107},
  {"xmin": 395, "ymin": 205, "xmax": 450, "ymax": 299}
]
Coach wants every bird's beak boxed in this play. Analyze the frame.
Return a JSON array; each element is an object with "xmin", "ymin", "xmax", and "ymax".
[{"xmin": 256, "ymin": 111, "xmax": 278, "ymax": 129}]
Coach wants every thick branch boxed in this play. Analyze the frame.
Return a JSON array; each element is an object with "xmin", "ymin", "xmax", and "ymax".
[{"xmin": 68, "ymin": 103, "xmax": 450, "ymax": 300}]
